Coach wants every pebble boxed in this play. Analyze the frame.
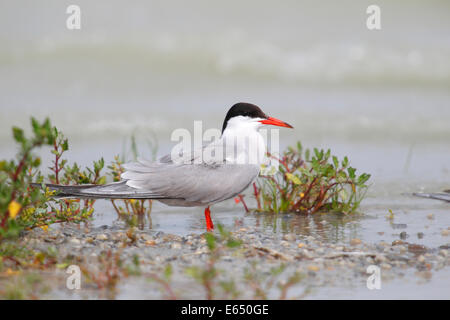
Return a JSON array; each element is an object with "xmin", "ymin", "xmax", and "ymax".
[
  {"xmin": 283, "ymin": 234, "xmax": 296, "ymax": 241},
  {"xmin": 171, "ymin": 243, "xmax": 181, "ymax": 250},
  {"xmin": 316, "ymin": 248, "xmax": 325, "ymax": 254},
  {"xmin": 392, "ymin": 240, "xmax": 407, "ymax": 246},
  {"xmin": 408, "ymin": 244, "xmax": 427, "ymax": 255},
  {"xmin": 417, "ymin": 255, "xmax": 426, "ymax": 263},
  {"xmin": 441, "ymin": 230, "xmax": 450, "ymax": 237},
  {"xmin": 381, "ymin": 263, "xmax": 392, "ymax": 270},
  {"xmin": 399, "ymin": 232, "xmax": 408, "ymax": 240},
  {"xmin": 350, "ymin": 238, "xmax": 362, "ymax": 246},
  {"xmin": 96, "ymin": 234, "xmax": 108, "ymax": 241},
  {"xmin": 280, "ymin": 241, "xmax": 290, "ymax": 247},
  {"xmin": 307, "ymin": 265, "xmax": 320, "ymax": 272},
  {"xmin": 297, "ymin": 243, "xmax": 306, "ymax": 248},
  {"xmin": 69, "ymin": 238, "xmax": 80, "ymax": 245},
  {"xmin": 426, "ymin": 213, "xmax": 434, "ymax": 220}
]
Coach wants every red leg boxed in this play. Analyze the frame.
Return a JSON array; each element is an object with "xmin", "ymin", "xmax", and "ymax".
[{"xmin": 204, "ymin": 206, "xmax": 214, "ymax": 232}]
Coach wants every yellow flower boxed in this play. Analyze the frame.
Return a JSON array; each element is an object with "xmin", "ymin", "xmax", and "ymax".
[
  {"xmin": 40, "ymin": 225, "xmax": 49, "ymax": 232},
  {"xmin": 8, "ymin": 201, "xmax": 21, "ymax": 219},
  {"xmin": 300, "ymin": 192, "xmax": 305, "ymax": 198},
  {"xmin": 129, "ymin": 199, "xmax": 136, "ymax": 204}
]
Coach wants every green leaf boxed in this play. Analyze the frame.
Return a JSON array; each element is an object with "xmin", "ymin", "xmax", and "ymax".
[
  {"xmin": 342, "ymin": 156, "xmax": 349, "ymax": 168},
  {"xmin": 332, "ymin": 156, "xmax": 339, "ymax": 168},
  {"xmin": 62, "ymin": 139, "xmax": 69, "ymax": 151},
  {"xmin": 285, "ymin": 173, "xmax": 301, "ymax": 185},
  {"xmin": 348, "ymin": 167, "xmax": 356, "ymax": 179},
  {"xmin": 205, "ymin": 233, "xmax": 216, "ymax": 251},
  {"xmin": 12, "ymin": 127, "xmax": 25, "ymax": 143},
  {"xmin": 164, "ymin": 264, "xmax": 173, "ymax": 280}
]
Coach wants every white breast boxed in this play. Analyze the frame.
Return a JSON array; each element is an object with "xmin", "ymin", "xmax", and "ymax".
[{"xmin": 220, "ymin": 116, "xmax": 266, "ymax": 166}]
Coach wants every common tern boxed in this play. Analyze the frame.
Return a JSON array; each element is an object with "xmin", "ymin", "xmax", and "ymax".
[{"xmin": 39, "ymin": 103, "xmax": 293, "ymax": 231}]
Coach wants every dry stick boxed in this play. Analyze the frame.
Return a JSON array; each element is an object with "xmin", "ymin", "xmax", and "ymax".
[
  {"xmin": 110, "ymin": 199, "xmax": 121, "ymax": 217},
  {"xmin": 252, "ymin": 182, "xmax": 261, "ymax": 210},
  {"xmin": 124, "ymin": 200, "xmax": 132, "ymax": 215}
]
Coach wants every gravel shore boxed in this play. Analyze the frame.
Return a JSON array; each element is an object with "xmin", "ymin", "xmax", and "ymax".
[{"xmin": 4, "ymin": 217, "xmax": 448, "ymax": 299}]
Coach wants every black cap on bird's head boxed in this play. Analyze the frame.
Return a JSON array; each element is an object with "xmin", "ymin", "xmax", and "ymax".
[{"xmin": 222, "ymin": 102, "xmax": 293, "ymax": 133}]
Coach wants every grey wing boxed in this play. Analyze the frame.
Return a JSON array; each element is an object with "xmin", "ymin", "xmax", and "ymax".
[{"xmin": 121, "ymin": 159, "xmax": 260, "ymax": 204}]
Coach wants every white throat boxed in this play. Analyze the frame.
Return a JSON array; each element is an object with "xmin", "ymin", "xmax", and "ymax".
[{"xmin": 220, "ymin": 116, "xmax": 266, "ymax": 165}]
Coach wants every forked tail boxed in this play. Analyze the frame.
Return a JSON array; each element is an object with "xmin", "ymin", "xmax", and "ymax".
[{"xmin": 30, "ymin": 181, "xmax": 166, "ymax": 200}]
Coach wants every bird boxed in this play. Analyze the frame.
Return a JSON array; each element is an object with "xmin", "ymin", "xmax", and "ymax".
[{"xmin": 36, "ymin": 102, "xmax": 293, "ymax": 231}]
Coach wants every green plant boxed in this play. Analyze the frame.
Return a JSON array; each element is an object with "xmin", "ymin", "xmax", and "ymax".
[
  {"xmin": 243, "ymin": 262, "xmax": 305, "ymax": 299},
  {"xmin": 240, "ymin": 142, "xmax": 371, "ymax": 214},
  {"xmin": 0, "ymin": 118, "xmax": 109, "ymax": 241},
  {"xmin": 0, "ymin": 118, "xmax": 56, "ymax": 239},
  {"xmin": 185, "ymin": 224, "xmax": 242, "ymax": 300}
]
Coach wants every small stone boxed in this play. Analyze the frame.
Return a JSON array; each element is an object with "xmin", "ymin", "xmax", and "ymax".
[
  {"xmin": 381, "ymin": 263, "xmax": 392, "ymax": 270},
  {"xmin": 417, "ymin": 255, "xmax": 426, "ymax": 263},
  {"xmin": 280, "ymin": 241, "xmax": 290, "ymax": 247},
  {"xmin": 427, "ymin": 213, "xmax": 434, "ymax": 220},
  {"xmin": 408, "ymin": 244, "xmax": 427, "ymax": 255},
  {"xmin": 415, "ymin": 271, "xmax": 432, "ymax": 280},
  {"xmin": 439, "ymin": 249, "xmax": 448, "ymax": 257},
  {"xmin": 307, "ymin": 265, "xmax": 320, "ymax": 272},
  {"xmin": 392, "ymin": 240, "xmax": 406, "ymax": 246},
  {"xmin": 417, "ymin": 232, "xmax": 424, "ymax": 239},
  {"xmin": 283, "ymin": 234, "xmax": 296, "ymax": 241},
  {"xmin": 350, "ymin": 238, "xmax": 362, "ymax": 246},
  {"xmin": 96, "ymin": 234, "xmax": 108, "ymax": 241},
  {"xmin": 316, "ymin": 248, "xmax": 325, "ymax": 254},
  {"xmin": 145, "ymin": 240, "xmax": 156, "ymax": 246},
  {"xmin": 441, "ymin": 229, "xmax": 450, "ymax": 237},
  {"xmin": 140, "ymin": 234, "xmax": 152, "ymax": 241},
  {"xmin": 297, "ymin": 243, "xmax": 306, "ymax": 248},
  {"xmin": 171, "ymin": 243, "xmax": 181, "ymax": 249},
  {"xmin": 69, "ymin": 238, "xmax": 80, "ymax": 245},
  {"xmin": 399, "ymin": 232, "xmax": 408, "ymax": 240}
]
